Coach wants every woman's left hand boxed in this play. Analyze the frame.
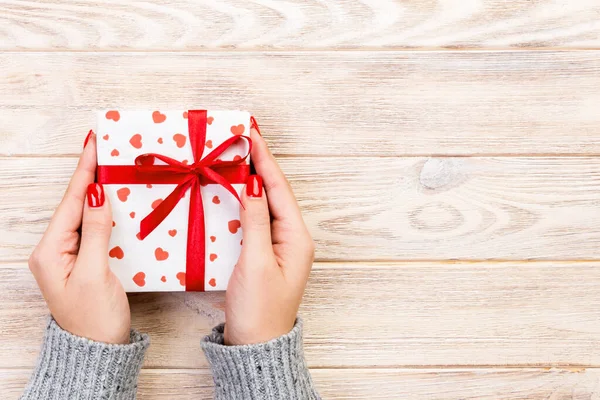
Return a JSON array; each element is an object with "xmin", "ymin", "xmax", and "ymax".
[{"xmin": 28, "ymin": 131, "xmax": 131, "ymax": 344}]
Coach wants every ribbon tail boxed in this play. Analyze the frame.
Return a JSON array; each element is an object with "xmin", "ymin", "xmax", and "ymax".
[
  {"xmin": 139, "ymin": 178, "xmax": 193, "ymax": 240},
  {"xmin": 201, "ymin": 167, "xmax": 244, "ymax": 209},
  {"xmin": 185, "ymin": 179, "xmax": 205, "ymax": 292}
]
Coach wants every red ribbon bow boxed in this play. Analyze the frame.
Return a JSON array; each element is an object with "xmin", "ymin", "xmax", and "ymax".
[{"xmin": 97, "ymin": 110, "xmax": 252, "ymax": 291}]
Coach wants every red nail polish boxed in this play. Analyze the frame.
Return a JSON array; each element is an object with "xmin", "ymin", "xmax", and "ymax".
[
  {"xmin": 246, "ymin": 175, "xmax": 263, "ymax": 198},
  {"xmin": 83, "ymin": 129, "xmax": 94, "ymax": 148},
  {"xmin": 250, "ymin": 116, "xmax": 261, "ymax": 136},
  {"xmin": 87, "ymin": 183, "xmax": 105, "ymax": 207}
]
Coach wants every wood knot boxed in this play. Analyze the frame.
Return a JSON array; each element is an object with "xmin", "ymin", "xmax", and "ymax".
[{"xmin": 419, "ymin": 158, "xmax": 466, "ymax": 192}]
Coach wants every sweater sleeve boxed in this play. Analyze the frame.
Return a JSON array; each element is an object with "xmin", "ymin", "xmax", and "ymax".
[
  {"xmin": 21, "ymin": 318, "xmax": 150, "ymax": 400},
  {"xmin": 201, "ymin": 318, "xmax": 320, "ymax": 400}
]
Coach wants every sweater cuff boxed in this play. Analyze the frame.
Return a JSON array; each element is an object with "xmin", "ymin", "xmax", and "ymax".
[
  {"xmin": 21, "ymin": 318, "xmax": 149, "ymax": 400},
  {"xmin": 201, "ymin": 318, "xmax": 319, "ymax": 400}
]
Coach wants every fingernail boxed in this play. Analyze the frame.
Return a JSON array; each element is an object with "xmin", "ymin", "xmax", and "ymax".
[
  {"xmin": 250, "ymin": 116, "xmax": 261, "ymax": 136},
  {"xmin": 246, "ymin": 175, "xmax": 263, "ymax": 198},
  {"xmin": 83, "ymin": 129, "xmax": 94, "ymax": 148},
  {"xmin": 87, "ymin": 183, "xmax": 105, "ymax": 208}
]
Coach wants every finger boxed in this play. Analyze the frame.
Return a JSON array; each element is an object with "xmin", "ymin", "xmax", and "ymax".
[
  {"xmin": 47, "ymin": 131, "xmax": 97, "ymax": 237},
  {"xmin": 240, "ymin": 174, "xmax": 273, "ymax": 259},
  {"xmin": 249, "ymin": 129, "xmax": 304, "ymax": 228},
  {"xmin": 77, "ymin": 183, "xmax": 113, "ymax": 273}
]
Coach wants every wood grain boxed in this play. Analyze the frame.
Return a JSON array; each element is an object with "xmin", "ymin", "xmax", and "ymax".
[
  {"xmin": 1, "ymin": 0, "xmax": 600, "ymax": 50},
  {"xmin": 3, "ymin": 1, "xmax": 600, "ymax": 398},
  {"xmin": 2, "ymin": 156, "xmax": 600, "ymax": 261},
  {"xmin": 3, "ymin": 261, "xmax": 600, "ymax": 369},
  {"xmin": 4, "ymin": 367, "xmax": 600, "ymax": 400},
  {"xmin": 2, "ymin": 51, "xmax": 600, "ymax": 156}
]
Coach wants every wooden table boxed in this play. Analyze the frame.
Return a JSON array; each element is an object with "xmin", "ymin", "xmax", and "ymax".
[{"xmin": 2, "ymin": 1, "xmax": 600, "ymax": 398}]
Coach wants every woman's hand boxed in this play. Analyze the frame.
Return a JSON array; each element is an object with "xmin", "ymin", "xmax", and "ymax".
[
  {"xmin": 225, "ymin": 127, "xmax": 315, "ymax": 345},
  {"xmin": 28, "ymin": 132, "xmax": 130, "ymax": 344}
]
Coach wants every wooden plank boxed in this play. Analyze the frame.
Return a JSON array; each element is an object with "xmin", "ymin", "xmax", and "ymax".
[
  {"xmin": 2, "ymin": 51, "xmax": 600, "ymax": 156},
  {"xmin": 2, "ymin": 0, "xmax": 600, "ymax": 50},
  {"xmin": 3, "ymin": 261, "xmax": 600, "ymax": 369},
  {"xmin": 3, "ymin": 367, "xmax": 600, "ymax": 400},
  {"xmin": 2, "ymin": 156, "xmax": 600, "ymax": 261}
]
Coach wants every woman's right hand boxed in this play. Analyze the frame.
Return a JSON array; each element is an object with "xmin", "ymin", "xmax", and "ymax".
[{"xmin": 225, "ymin": 126, "xmax": 315, "ymax": 345}]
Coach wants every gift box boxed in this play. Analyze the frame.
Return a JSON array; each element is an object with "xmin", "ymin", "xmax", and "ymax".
[{"xmin": 96, "ymin": 110, "xmax": 251, "ymax": 292}]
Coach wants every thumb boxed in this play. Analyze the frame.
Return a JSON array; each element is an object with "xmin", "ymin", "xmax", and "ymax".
[
  {"xmin": 78, "ymin": 183, "xmax": 113, "ymax": 268},
  {"xmin": 240, "ymin": 175, "xmax": 272, "ymax": 258}
]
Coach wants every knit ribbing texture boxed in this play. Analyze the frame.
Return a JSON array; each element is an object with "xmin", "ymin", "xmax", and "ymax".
[
  {"xmin": 201, "ymin": 318, "xmax": 319, "ymax": 400},
  {"xmin": 21, "ymin": 318, "xmax": 149, "ymax": 400}
]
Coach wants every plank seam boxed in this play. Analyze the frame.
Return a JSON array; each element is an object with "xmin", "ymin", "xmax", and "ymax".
[
  {"xmin": 2, "ymin": 260, "xmax": 600, "ymax": 267},
  {"xmin": 0, "ymin": 365, "xmax": 597, "ymax": 371},
  {"xmin": 3, "ymin": 48, "xmax": 600, "ymax": 53},
  {"xmin": 6, "ymin": 153, "xmax": 600, "ymax": 159}
]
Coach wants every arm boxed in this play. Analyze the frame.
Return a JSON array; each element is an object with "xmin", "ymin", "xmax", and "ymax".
[
  {"xmin": 22, "ymin": 131, "xmax": 145, "ymax": 399},
  {"xmin": 201, "ymin": 124, "xmax": 320, "ymax": 399}
]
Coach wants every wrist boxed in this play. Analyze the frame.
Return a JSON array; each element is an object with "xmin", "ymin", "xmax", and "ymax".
[
  {"xmin": 52, "ymin": 315, "xmax": 131, "ymax": 345},
  {"xmin": 223, "ymin": 320, "xmax": 296, "ymax": 346}
]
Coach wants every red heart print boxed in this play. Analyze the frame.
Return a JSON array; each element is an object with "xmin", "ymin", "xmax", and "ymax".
[
  {"xmin": 129, "ymin": 133, "xmax": 142, "ymax": 149},
  {"xmin": 173, "ymin": 134, "xmax": 186, "ymax": 148},
  {"xmin": 228, "ymin": 220, "xmax": 241, "ymax": 234},
  {"xmin": 155, "ymin": 247, "xmax": 169, "ymax": 261},
  {"xmin": 212, "ymin": 196, "xmax": 220, "ymax": 204},
  {"xmin": 230, "ymin": 124, "xmax": 245, "ymax": 136},
  {"xmin": 117, "ymin": 187, "xmax": 130, "ymax": 202},
  {"xmin": 132, "ymin": 272, "xmax": 146, "ymax": 287},
  {"xmin": 208, "ymin": 278, "xmax": 216, "ymax": 287},
  {"xmin": 161, "ymin": 276, "xmax": 167, "ymax": 283},
  {"xmin": 168, "ymin": 229, "xmax": 177, "ymax": 237},
  {"xmin": 205, "ymin": 140, "xmax": 213, "ymax": 149},
  {"xmin": 105, "ymin": 110, "xmax": 120, "ymax": 122},
  {"xmin": 210, "ymin": 253, "xmax": 218, "ymax": 262},
  {"xmin": 136, "ymin": 232, "xmax": 142, "ymax": 240},
  {"xmin": 207, "ymin": 116, "xmax": 214, "ymax": 125},
  {"xmin": 233, "ymin": 155, "xmax": 242, "ymax": 161},
  {"xmin": 182, "ymin": 159, "xmax": 189, "ymax": 165},
  {"xmin": 146, "ymin": 184, "xmax": 152, "ymax": 188},
  {"xmin": 210, "ymin": 236, "xmax": 216, "ymax": 242},
  {"xmin": 176, "ymin": 272, "xmax": 186, "ymax": 287},
  {"xmin": 102, "ymin": 134, "xmax": 109, "ymax": 140},
  {"xmin": 109, "ymin": 246, "xmax": 124, "ymax": 259},
  {"xmin": 151, "ymin": 198, "xmax": 163, "ymax": 209},
  {"xmin": 129, "ymin": 212, "xmax": 136, "ymax": 218},
  {"xmin": 152, "ymin": 111, "xmax": 166, "ymax": 123},
  {"xmin": 183, "ymin": 111, "xmax": 188, "ymax": 119},
  {"xmin": 111, "ymin": 149, "xmax": 120, "ymax": 157}
]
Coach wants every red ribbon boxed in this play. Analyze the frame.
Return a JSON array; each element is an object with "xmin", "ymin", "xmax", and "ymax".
[{"xmin": 97, "ymin": 110, "xmax": 252, "ymax": 291}]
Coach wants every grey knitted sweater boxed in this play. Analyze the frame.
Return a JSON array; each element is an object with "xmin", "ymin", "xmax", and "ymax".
[{"xmin": 21, "ymin": 318, "xmax": 318, "ymax": 399}]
